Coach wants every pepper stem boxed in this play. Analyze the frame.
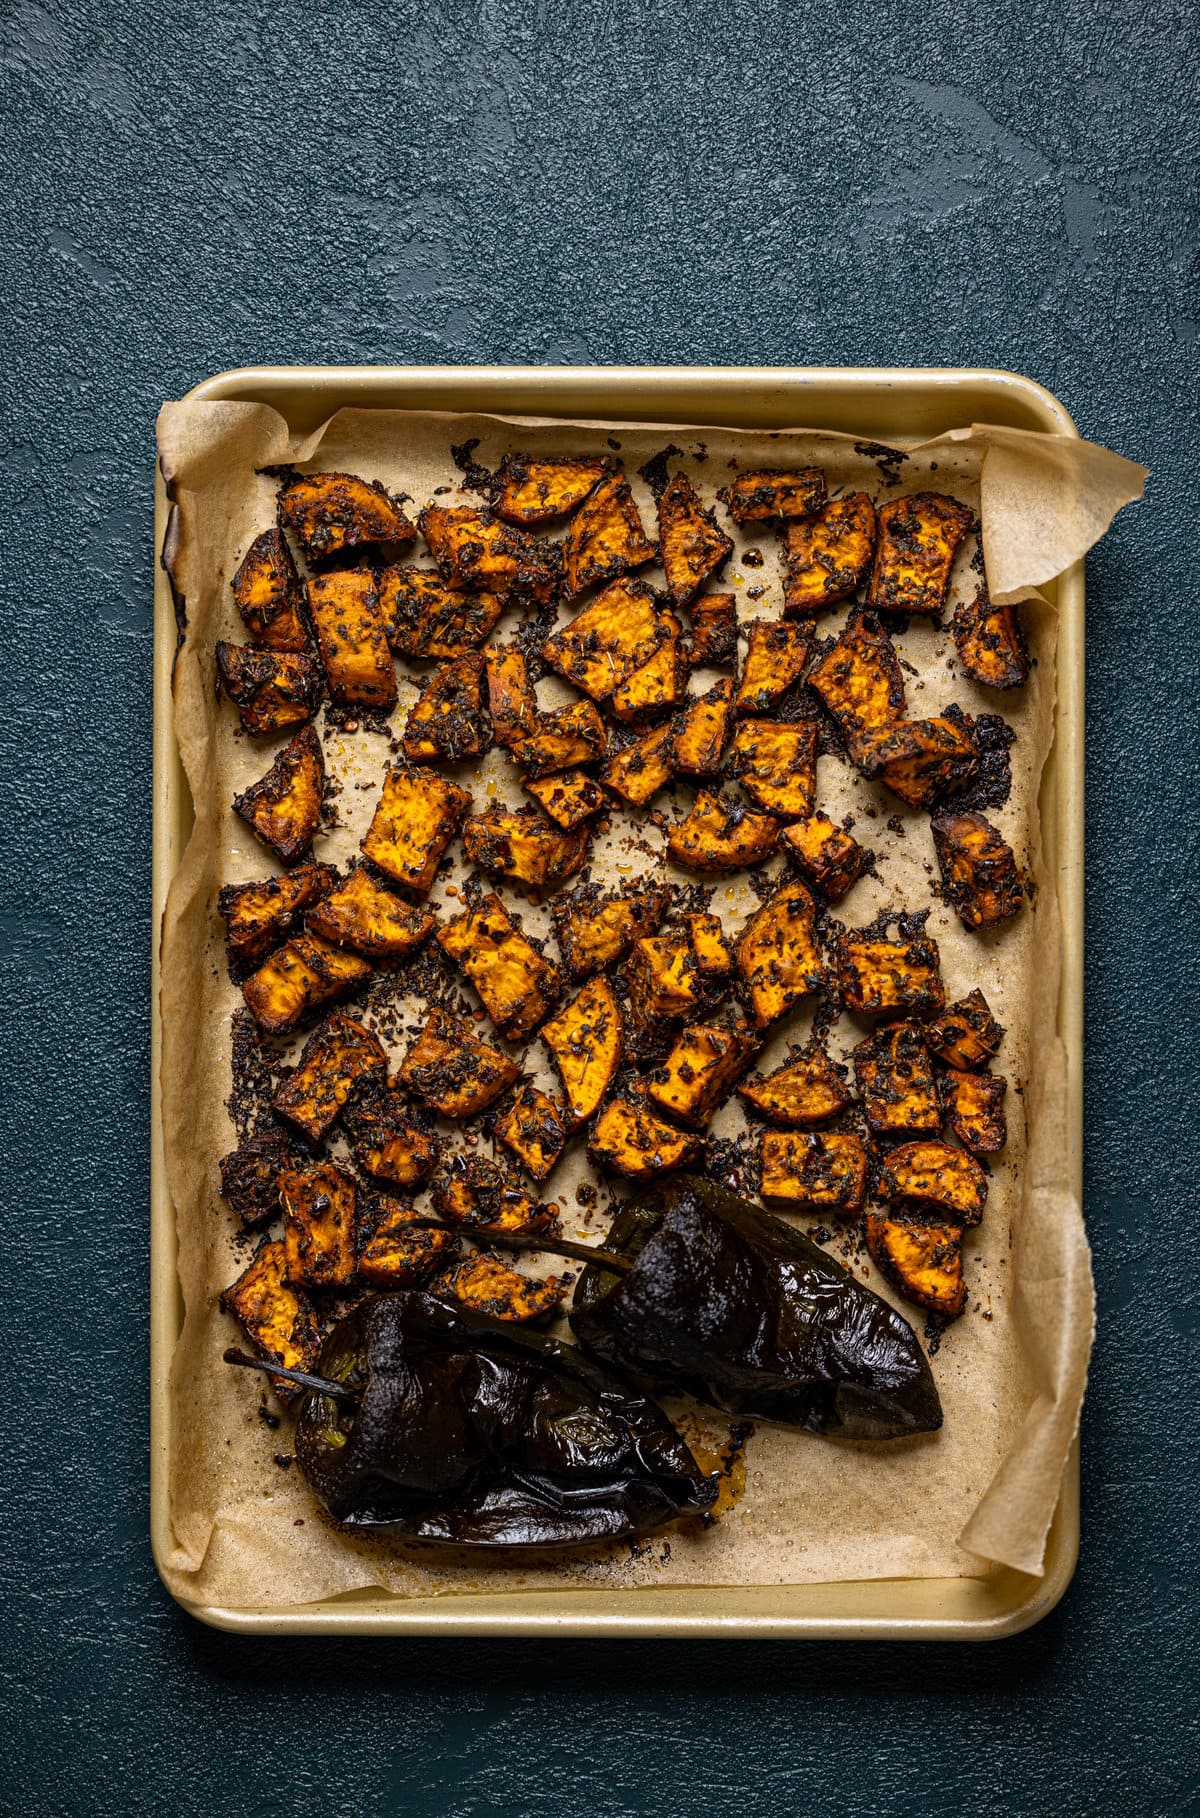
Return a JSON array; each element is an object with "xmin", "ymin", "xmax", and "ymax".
[
  {"xmin": 222, "ymin": 1347, "xmax": 357, "ymax": 1402},
  {"xmin": 411, "ymin": 1220, "xmax": 633, "ymax": 1275}
]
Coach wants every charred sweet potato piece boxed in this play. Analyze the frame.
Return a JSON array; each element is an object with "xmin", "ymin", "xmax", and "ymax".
[
  {"xmin": 561, "ymin": 471, "xmax": 656, "ymax": 598},
  {"xmin": 932, "ymin": 812, "xmax": 1025, "ymax": 930},
  {"xmin": 759, "ymin": 1130, "xmax": 870, "ymax": 1213},
  {"xmin": 216, "ymin": 643, "xmax": 321, "ymax": 736},
  {"xmin": 869, "ymin": 491, "xmax": 974, "ymax": 615},
  {"xmin": 602, "ymin": 720, "xmax": 676, "ymax": 807},
  {"xmin": 806, "ymin": 614, "xmax": 906, "ymax": 762},
  {"xmin": 541, "ymin": 577, "xmax": 665, "ymax": 701},
  {"xmin": 673, "ymin": 678, "xmax": 735, "ymax": 776},
  {"xmin": 734, "ymin": 620, "xmax": 813, "ymax": 715},
  {"xmin": 379, "ymin": 566, "xmax": 503, "ymax": 660},
  {"xmin": 437, "ymin": 893, "xmax": 561, "ymax": 1041},
  {"xmin": 865, "ymin": 1213, "xmax": 965, "ymax": 1318},
  {"xmin": 358, "ymin": 1197, "xmax": 458, "ymax": 1289},
  {"xmin": 736, "ymin": 881, "xmax": 823, "ymax": 1025},
  {"xmin": 524, "ymin": 771, "xmax": 606, "ymax": 830},
  {"xmin": 221, "ymin": 1241, "xmax": 320, "ymax": 1400},
  {"xmin": 939, "ymin": 1067, "xmax": 1008, "ymax": 1154},
  {"xmin": 540, "ymin": 975, "xmax": 623, "ymax": 1126},
  {"xmin": 485, "ymin": 643, "xmax": 539, "ymax": 749},
  {"xmin": 782, "ymin": 492, "xmax": 877, "ymax": 616},
  {"xmin": 647, "ymin": 1022, "xmax": 759, "ymax": 1130},
  {"xmin": 738, "ymin": 1045, "xmax": 851, "ymax": 1127},
  {"xmin": 231, "ymin": 529, "xmax": 307, "ymax": 651},
  {"xmin": 509, "ymin": 700, "xmax": 606, "ymax": 778},
  {"xmin": 723, "ymin": 468, "xmax": 827, "ymax": 525},
  {"xmin": 852, "ymin": 1024, "xmax": 941, "ymax": 1137},
  {"xmin": 627, "ymin": 932, "xmax": 705, "ymax": 1027},
  {"xmin": 490, "ymin": 453, "xmax": 609, "ymax": 526},
  {"xmin": 398, "ymin": 1009, "xmax": 520, "ymax": 1119},
  {"xmin": 493, "ymin": 1085, "xmax": 569, "ymax": 1182},
  {"xmin": 361, "ymin": 768, "xmax": 471, "ymax": 894},
  {"xmin": 880, "ymin": 1140, "xmax": 988, "ymax": 1225},
  {"xmin": 837, "ymin": 930, "xmax": 945, "ymax": 1016},
  {"xmin": 279, "ymin": 1161, "xmax": 359, "ymax": 1291},
  {"xmin": 952, "ymin": 586, "xmax": 1030, "ymax": 690},
  {"xmin": 241, "ymin": 935, "xmax": 371, "ymax": 1035},
  {"xmin": 233, "ymin": 725, "xmax": 324, "ymax": 866},
  {"xmin": 279, "ymin": 470, "xmax": 415, "ymax": 565},
  {"xmin": 433, "ymin": 1154, "xmax": 556, "ymax": 1237},
  {"xmin": 273, "ymin": 1012, "xmax": 387, "ymax": 1142},
  {"xmin": 305, "ymin": 863, "xmax": 436, "ymax": 960},
  {"xmin": 462, "ymin": 805, "xmax": 590, "ymax": 895},
  {"xmin": 552, "ymin": 884, "xmax": 670, "ymax": 980},
  {"xmin": 305, "ymin": 569, "xmax": 397, "ymax": 709},
  {"xmin": 610, "ymin": 613, "xmax": 687, "ymax": 721},
  {"xmin": 688, "ymin": 593, "xmax": 739, "ymax": 668},
  {"xmin": 402, "ymin": 652, "xmax": 487, "ymax": 762},
  {"xmin": 433, "ymin": 1257, "xmax": 567, "ymax": 1323},
  {"xmin": 218, "ymin": 861, "xmax": 336, "ymax": 965},
  {"xmin": 589, "ymin": 1095, "xmax": 703, "ymax": 1179},
  {"xmin": 686, "ymin": 911, "xmax": 734, "ymax": 977},
  {"xmin": 419, "ymin": 504, "xmax": 561, "ymax": 603},
  {"xmin": 219, "ymin": 1127, "xmax": 299, "ymax": 1228},
  {"xmin": 859, "ymin": 716, "xmax": 979, "ymax": 807},
  {"xmin": 658, "ymin": 472, "xmax": 733, "ymax": 607},
  {"xmin": 666, "ymin": 790, "xmax": 780, "ymax": 872},
  {"xmin": 927, "ymin": 990, "xmax": 1005, "ymax": 1070},
  {"xmin": 782, "ymin": 815, "xmax": 866, "ymax": 901},
  {"xmin": 728, "ymin": 719, "xmax": 818, "ymax": 818},
  {"xmin": 343, "ymin": 1086, "xmax": 441, "ymax": 1189}
]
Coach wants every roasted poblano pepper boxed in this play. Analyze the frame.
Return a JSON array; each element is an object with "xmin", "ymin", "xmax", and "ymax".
[
  {"xmin": 570, "ymin": 1176, "xmax": 943, "ymax": 1439},
  {"xmin": 289, "ymin": 1292, "xmax": 717, "ymax": 1544}
]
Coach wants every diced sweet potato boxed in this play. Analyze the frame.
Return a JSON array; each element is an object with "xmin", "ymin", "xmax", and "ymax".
[
  {"xmin": 493, "ymin": 1085, "xmax": 569, "ymax": 1183},
  {"xmin": 279, "ymin": 1161, "xmax": 359, "ymax": 1291},
  {"xmin": 588, "ymin": 1096, "xmax": 703, "ymax": 1179},
  {"xmin": 489, "ymin": 453, "xmax": 609, "ymax": 526},
  {"xmin": 852, "ymin": 1024, "xmax": 941, "ymax": 1137},
  {"xmin": 865, "ymin": 1213, "xmax": 965, "ymax": 1318},
  {"xmin": 219, "ymin": 1127, "xmax": 299, "ymax": 1228},
  {"xmin": 402, "ymin": 651, "xmax": 487, "ymax": 763},
  {"xmin": 952, "ymin": 586, "xmax": 1030, "ymax": 690},
  {"xmin": 627, "ymin": 932, "xmax": 705, "ymax": 1026},
  {"xmin": 926, "ymin": 990, "xmax": 1005, "ymax": 1070},
  {"xmin": 379, "ymin": 566, "xmax": 503, "ymax": 660},
  {"xmin": 279, "ymin": 470, "xmax": 416, "ymax": 565},
  {"xmin": 939, "ymin": 1067, "xmax": 1008, "ymax": 1154},
  {"xmin": 540, "ymin": 975, "xmax": 624, "ymax": 1125},
  {"xmin": 437, "ymin": 893, "xmax": 561, "ymax": 1041},
  {"xmin": 433, "ymin": 1257, "xmax": 567, "ymax": 1323},
  {"xmin": 419, "ymin": 503, "xmax": 561, "ymax": 603},
  {"xmin": 432, "ymin": 1154, "xmax": 556, "ymax": 1236},
  {"xmin": 868, "ymin": 491, "xmax": 974, "ymax": 615},
  {"xmin": 858, "ymin": 715, "xmax": 979, "ymax": 806},
  {"xmin": 218, "ymin": 861, "xmax": 337, "ymax": 965},
  {"xmin": 361, "ymin": 767, "xmax": 471, "ymax": 895},
  {"xmin": 688, "ymin": 593, "xmax": 739, "ymax": 668},
  {"xmin": 610, "ymin": 612, "xmax": 687, "ymax": 721},
  {"xmin": 561, "ymin": 471, "xmax": 656, "ymax": 598},
  {"xmin": 647, "ymin": 1022, "xmax": 758, "ymax": 1129},
  {"xmin": 782, "ymin": 815, "xmax": 866, "ymax": 901},
  {"xmin": 806, "ymin": 614, "xmax": 906, "ymax": 763},
  {"xmin": 304, "ymin": 863, "xmax": 436, "ymax": 960},
  {"xmin": 241, "ymin": 935, "xmax": 372, "ymax": 1035},
  {"xmin": 305, "ymin": 569, "xmax": 398, "ymax": 709},
  {"xmin": 735, "ymin": 881, "xmax": 823, "ymax": 1025},
  {"xmin": 462, "ymin": 805, "xmax": 591, "ymax": 894},
  {"xmin": 666, "ymin": 790, "xmax": 780, "ymax": 872},
  {"xmin": 602, "ymin": 720, "xmax": 676, "ymax": 807},
  {"xmin": 723, "ymin": 468, "xmax": 827, "ymax": 525},
  {"xmin": 734, "ymin": 620, "xmax": 813, "ymax": 715},
  {"xmin": 221, "ymin": 1241, "xmax": 320, "ymax": 1401},
  {"xmin": 524, "ymin": 771, "xmax": 606, "ymax": 830},
  {"xmin": 215, "ymin": 643, "xmax": 321, "ymax": 736},
  {"xmin": 879, "ymin": 1140, "xmax": 988, "ymax": 1225},
  {"xmin": 673, "ymin": 678, "xmax": 735, "ymax": 776},
  {"xmin": 686, "ymin": 911, "xmax": 734, "ymax": 977},
  {"xmin": 358, "ymin": 1197, "xmax": 459, "ymax": 1290},
  {"xmin": 231, "ymin": 529, "xmax": 307, "ymax": 651},
  {"xmin": 233, "ymin": 725, "xmax": 324, "ymax": 867},
  {"xmin": 782, "ymin": 492, "xmax": 877, "ymax": 617},
  {"xmin": 508, "ymin": 699, "xmax": 606, "ymax": 778},
  {"xmin": 485, "ymin": 643, "xmax": 539, "ymax": 749},
  {"xmin": 932, "ymin": 812, "xmax": 1025, "ymax": 930},
  {"xmin": 737, "ymin": 1045, "xmax": 851, "ymax": 1127},
  {"xmin": 343, "ymin": 1086, "xmax": 441, "ymax": 1188},
  {"xmin": 658, "ymin": 472, "xmax": 733, "ymax": 607},
  {"xmin": 552, "ymin": 884, "xmax": 670, "ymax": 979},
  {"xmin": 837, "ymin": 930, "xmax": 945, "ymax": 1016},
  {"xmin": 398, "ymin": 1009, "xmax": 520, "ymax": 1118},
  {"xmin": 728, "ymin": 719, "xmax": 818, "ymax": 818},
  {"xmin": 273, "ymin": 1011, "xmax": 387, "ymax": 1142},
  {"xmin": 542, "ymin": 576, "xmax": 665, "ymax": 699},
  {"xmin": 759, "ymin": 1130, "xmax": 869, "ymax": 1212}
]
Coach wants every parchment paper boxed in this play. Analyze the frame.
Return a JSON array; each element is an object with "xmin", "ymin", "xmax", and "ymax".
[{"xmin": 155, "ymin": 399, "xmax": 1143, "ymax": 1608}]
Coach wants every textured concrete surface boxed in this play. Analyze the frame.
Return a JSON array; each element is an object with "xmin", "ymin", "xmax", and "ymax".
[{"xmin": 2, "ymin": 2, "xmax": 1198, "ymax": 1813}]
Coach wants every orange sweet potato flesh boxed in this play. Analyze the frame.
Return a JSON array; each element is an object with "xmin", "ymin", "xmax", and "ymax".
[
  {"xmin": 232, "ymin": 725, "xmax": 324, "ymax": 867},
  {"xmin": 491, "ymin": 453, "xmax": 609, "ymax": 526},
  {"xmin": 278, "ymin": 470, "xmax": 416, "ymax": 564},
  {"xmin": 688, "ymin": 594, "xmax": 738, "ymax": 668},
  {"xmin": 561, "ymin": 472, "xmax": 656, "ymax": 599},
  {"xmin": 939, "ymin": 1067, "xmax": 1008, "ymax": 1154},
  {"xmin": 542, "ymin": 577, "xmax": 666, "ymax": 701},
  {"xmin": 647, "ymin": 1022, "xmax": 758, "ymax": 1129},
  {"xmin": 420, "ymin": 503, "xmax": 561, "ymax": 603},
  {"xmin": 379, "ymin": 566, "xmax": 503, "ymax": 660},
  {"xmin": 492, "ymin": 1084, "xmax": 569, "ymax": 1182},
  {"xmin": 806, "ymin": 614, "xmax": 906, "ymax": 763},
  {"xmin": 508, "ymin": 700, "xmax": 606, "ymax": 778},
  {"xmin": 241, "ymin": 935, "xmax": 371, "ymax": 1035},
  {"xmin": 524, "ymin": 771, "xmax": 606, "ymax": 830},
  {"xmin": 221, "ymin": 1240, "xmax": 320, "ymax": 1400},
  {"xmin": 736, "ymin": 880, "xmax": 823, "ymax": 1025},
  {"xmin": 361, "ymin": 768, "xmax": 472, "ymax": 894},
  {"xmin": 673, "ymin": 679, "xmax": 735, "ymax": 776},
  {"xmin": 932, "ymin": 812, "xmax": 1025, "ymax": 930},
  {"xmin": 627, "ymin": 933, "xmax": 705, "ymax": 1025},
  {"xmin": 343, "ymin": 1087, "xmax": 441, "ymax": 1189},
  {"xmin": 759, "ymin": 1131, "xmax": 869, "ymax": 1212},
  {"xmin": 859, "ymin": 716, "xmax": 979, "ymax": 807},
  {"xmin": 540, "ymin": 975, "xmax": 624, "ymax": 1125},
  {"xmin": 783, "ymin": 492, "xmax": 877, "ymax": 616},
  {"xmin": 926, "ymin": 990, "xmax": 1005, "ymax": 1070},
  {"xmin": 782, "ymin": 815, "xmax": 866, "ymax": 901},
  {"xmin": 398, "ymin": 1009, "xmax": 520, "ymax": 1118},
  {"xmin": 279, "ymin": 1161, "xmax": 359, "ymax": 1291},
  {"xmin": 723, "ymin": 468, "xmax": 827, "ymax": 524},
  {"xmin": 219, "ymin": 861, "xmax": 337, "ymax": 964},
  {"xmin": 686, "ymin": 912, "xmax": 734, "ymax": 976},
  {"xmin": 434, "ymin": 1256, "xmax": 567, "ymax": 1323},
  {"xmin": 952, "ymin": 586, "xmax": 1030, "ymax": 689},
  {"xmin": 879, "ymin": 1140, "xmax": 988, "ymax": 1225},
  {"xmin": 738, "ymin": 1045, "xmax": 851, "ymax": 1127},
  {"xmin": 602, "ymin": 720, "xmax": 676, "ymax": 807},
  {"xmin": 610, "ymin": 613, "xmax": 687, "ymax": 721},
  {"xmin": 231, "ymin": 529, "xmax": 308, "ymax": 651},
  {"xmin": 305, "ymin": 569, "xmax": 398, "ymax": 709},
  {"xmin": 305, "ymin": 863, "xmax": 436, "ymax": 960},
  {"xmin": 837, "ymin": 930, "xmax": 945, "ymax": 1016},
  {"xmin": 402, "ymin": 652, "xmax": 488, "ymax": 763},
  {"xmin": 552, "ymin": 885, "xmax": 670, "ymax": 979},
  {"xmin": 358, "ymin": 1198, "xmax": 458, "ymax": 1290},
  {"xmin": 437, "ymin": 892, "xmax": 562, "ymax": 1041},
  {"xmin": 868, "ymin": 491, "xmax": 974, "ymax": 615},
  {"xmin": 433, "ymin": 1154, "xmax": 556, "ymax": 1237},
  {"xmin": 865, "ymin": 1213, "xmax": 966, "ymax": 1318},
  {"xmin": 666, "ymin": 791, "xmax": 780, "ymax": 873},
  {"xmin": 852, "ymin": 1024, "xmax": 942, "ymax": 1137},
  {"xmin": 485, "ymin": 644, "xmax": 539, "ymax": 748},
  {"xmin": 273, "ymin": 1011, "xmax": 387, "ymax": 1142},
  {"xmin": 734, "ymin": 621, "xmax": 813, "ymax": 715},
  {"xmin": 728, "ymin": 719, "xmax": 818, "ymax": 817},
  {"xmin": 215, "ymin": 643, "xmax": 320, "ymax": 736},
  {"xmin": 462, "ymin": 805, "xmax": 591, "ymax": 894},
  {"xmin": 588, "ymin": 1097, "xmax": 702, "ymax": 1179},
  {"xmin": 658, "ymin": 472, "xmax": 733, "ymax": 607}
]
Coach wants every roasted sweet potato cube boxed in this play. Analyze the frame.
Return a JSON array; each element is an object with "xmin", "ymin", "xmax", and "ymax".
[
  {"xmin": 241, "ymin": 935, "xmax": 371, "ymax": 1035},
  {"xmin": 723, "ymin": 468, "xmax": 827, "ymax": 525},
  {"xmin": 305, "ymin": 569, "xmax": 397, "ymax": 709},
  {"xmin": 736, "ymin": 881, "xmax": 823, "ymax": 1025},
  {"xmin": 561, "ymin": 472, "xmax": 656, "ymax": 599},
  {"xmin": 880, "ymin": 1140, "xmax": 988, "ymax": 1226},
  {"xmin": 806, "ymin": 614, "xmax": 906, "ymax": 763},
  {"xmin": 490, "ymin": 453, "xmax": 609, "ymax": 526},
  {"xmin": 927, "ymin": 990, "xmax": 1005, "ymax": 1070},
  {"xmin": 216, "ymin": 643, "xmax": 320, "ymax": 736},
  {"xmin": 859, "ymin": 716, "xmax": 979, "ymax": 806},
  {"xmin": 782, "ymin": 815, "xmax": 866, "ymax": 901},
  {"xmin": 485, "ymin": 643, "xmax": 539, "ymax": 748},
  {"xmin": 627, "ymin": 933, "xmax": 705, "ymax": 1025},
  {"xmin": 868, "ymin": 491, "xmax": 974, "ymax": 615},
  {"xmin": 343, "ymin": 1086, "xmax": 441, "ymax": 1188},
  {"xmin": 524, "ymin": 771, "xmax": 606, "ymax": 830},
  {"xmin": 402, "ymin": 652, "xmax": 487, "ymax": 762},
  {"xmin": 398, "ymin": 1009, "xmax": 519, "ymax": 1118},
  {"xmin": 647, "ymin": 1022, "xmax": 758, "ymax": 1129},
  {"xmin": 852, "ymin": 1024, "xmax": 941, "ymax": 1137},
  {"xmin": 433, "ymin": 1154, "xmax": 556, "ymax": 1236},
  {"xmin": 433, "ymin": 1257, "xmax": 567, "ymax": 1323},
  {"xmin": 666, "ymin": 790, "xmax": 780, "ymax": 873},
  {"xmin": 610, "ymin": 613, "xmax": 687, "ymax": 721},
  {"xmin": 231, "ymin": 529, "xmax": 307, "ymax": 651},
  {"xmin": 273, "ymin": 1012, "xmax": 386, "ymax": 1142},
  {"xmin": 552, "ymin": 884, "xmax": 670, "ymax": 980},
  {"xmin": 219, "ymin": 861, "xmax": 336, "ymax": 964},
  {"xmin": 759, "ymin": 1131, "xmax": 869, "ymax": 1212},
  {"xmin": 588, "ymin": 1096, "xmax": 703, "ymax": 1179},
  {"xmin": 493, "ymin": 1085, "xmax": 569, "ymax": 1182},
  {"xmin": 602, "ymin": 720, "xmax": 676, "ymax": 807},
  {"xmin": 952, "ymin": 587, "xmax": 1030, "ymax": 690},
  {"xmin": 361, "ymin": 768, "xmax": 471, "ymax": 894},
  {"xmin": 279, "ymin": 1161, "xmax": 359, "ymax": 1291},
  {"xmin": 674, "ymin": 678, "xmax": 735, "ymax": 776},
  {"xmin": 658, "ymin": 472, "xmax": 733, "ymax": 607},
  {"xmin": 728, "ymin": 719, "xmax": 818, "ymax": 818},
  {"xmin": 687, "ymin": 911, "xmax": 734, "ymax": 977},
  {"xmin": 462, "ymin": 805, "xmax": 590, "ymax": 894},
  {"xmin": 437, "ymin": 893, "xmax": 561, "ymax": 1042},
  {"xmin": 305, "ymin": 863, "xmax": 436, "ymax": 960},
  {"xmin": 939, "ymin": 1067, "xmax": 1008, "ymax": 1154},
  {"xmin": 419, "ymin": 504, "xmax": 560, "ymax": 603},
  {"xmin": 509, "ymin": 700, "xmax": 606, "ymax": 778},
  {"xmin": 221, "ymin": 1240, "xmax": 320, "ymax": 1400},
  {"xmin": 219, "ymin": 1127, "xmax": 299, "ymax": 1228},
  {"xmin": 838, "ymin": 930, "xmax": 945, "ymax": 1016},
  {"xmin": 737, "ymin": 1045, "xmax": 851, "ymax": 1127},
  {"xmin": 734, "ymin": 620, "xmax": 813, "ymax": 715},
  {"xmin": 783, "ymin": 492, "xmax": 877, "ymax": 616},
  {"xmin": 358, "ymin": 1197, "xmax": 458, "ymax": 1289},
  {"xmin": 689, "ymin": 593, "xmax": 739, "ymax": 668},
  {"xmin": 233, "ymin": 725, "xmax": 324, "ymax": 866},
  {"xmin": 379, "ymin": 566, "xmax": 503, "ymax": 660},
  {"xmin": 932, "ymin": 812, "xmax": 1025, "ymax": 930},
  {"xmin": 541, "ymin": 577, "xmax": 665, "ymax": 701},
  {"xmin": 540, "ymin": 975, "xmax": 623, "ymax": 1125},
  {"xmin": 279, "ymin": 470, "xmax": 415, "ymax": 565},
  {"xmin": 865, "ymin": 1213, "xmax": 965, "ymax": 1318}
]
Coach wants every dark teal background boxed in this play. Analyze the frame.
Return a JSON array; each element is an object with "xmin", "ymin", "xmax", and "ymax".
[{"xmin": 3, "ymin": 3, "xmax": 1198, "ymax": 1813}]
